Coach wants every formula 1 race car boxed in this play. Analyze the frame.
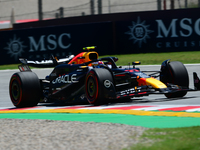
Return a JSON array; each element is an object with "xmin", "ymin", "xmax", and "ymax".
[{"xmin": 9, "ymin": 46, "xmax": 200, "ymax": 107}]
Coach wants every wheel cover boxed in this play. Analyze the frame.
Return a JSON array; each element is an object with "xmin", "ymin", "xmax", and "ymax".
[
  {"xmin": 87, "ymin": 77, "xmax": 97, "ymax": 99},
  {"xmin": 10, "ymin": 76, "xmax": 22, "ymax": 105},
  {"xmin": 86, "ymin": 72, "xmax": 99, "ymax": 104},
  {"xmin": 12, "ymin": 82, "xmax": 20, "ymax": 100}
]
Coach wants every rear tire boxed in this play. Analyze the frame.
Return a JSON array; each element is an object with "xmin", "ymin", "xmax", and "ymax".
[
  {"xmin": 160, "ymin": 61, "xmax": 189, "ymax": 98},
  {"xmin": 85, "ymin": 68, "xmax": 113, "ymax": 105},
  {"xmin": 9, "ymin": 72, "xmax": 41, "ymax": 107}
]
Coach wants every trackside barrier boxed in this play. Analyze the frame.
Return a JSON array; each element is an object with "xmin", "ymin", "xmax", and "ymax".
[
  {"xmin": 1, "ymin": 8, "xmax": 200, "ymax": 65},
  {"xmin": 0, "ymin": 22, "xmax": 113, "ymax": 65}
]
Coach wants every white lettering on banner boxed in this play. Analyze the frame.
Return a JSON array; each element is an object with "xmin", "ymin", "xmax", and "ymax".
[
  {"xmin": 166, "ymin": 42, "xmax": 171, "ymax": 48},
  {"xmin": 156, "ymin": 19, "xmax": 178, "ymax": 38},
  {"xmin": 180, "ymin": 18, "xmax": 192, "ymax": 37},
  {"xmin": 155, "ymin": 17, "xmax": 200, "ymax": 49},
  {"xmin": 195, "ymin": 18, "xmax": 200, "ymax": 36},
  {"xmin": 47, "ymin": 34, "xmax": 57, "ymax": 50},
  {"xmin": 29, "ymin": 35, "xmax": 46, "ymax": 52},
  {"xmin": 125, "ymin": 17, "xmax": 200, "ymax": 49},
  {"xmin": 28, "ymin": 52, "xmax": 68, "ymax": 60},
  {"xmin": 52, "ymin": 74, "xmax": 78, "ymax": 84},
  {"xmin": 29, "ymin": 33, "xmax": 71, "ymax": 52},
  {"xmin": 156, "ymin": 41, "xmax": 198, "ymax": 48},
  {"xmin": 156, "ymin": 18, "xmax": 200, "ymax": 38},
  {"xmin": 184, "ymin": 41, "xmax": 187, "ymax": 47},
  {"xmin": 58, "ymin": 33, "xmax": 71, "ymax": 49}
]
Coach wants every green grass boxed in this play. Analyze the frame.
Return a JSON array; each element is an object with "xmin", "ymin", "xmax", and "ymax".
[
  {"xmin": 0, "ymin": 64, "xmax": 21, "ymax": 70},
  {"xmin": 0, "ymin": 64, "xmax": 38, "ymax": 70},
  {"xmin": 188, "ymin": 2, "xmax": 199, "ymax": 8},
  {"xmin": 1, "ymin": 51, "xmax": 200, "ymax": 70},
  {"xmin": 125, "ymin": 126, "xmax": 200, "ymax": 150},
  {"xmin": 101, "ymin": 51, "xmax": 200, "ymax": 66}
]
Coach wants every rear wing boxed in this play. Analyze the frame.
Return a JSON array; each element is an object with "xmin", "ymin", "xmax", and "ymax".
[{"xmin": 19, "ymin": 55, "xmax": 74, "ymax": 68}]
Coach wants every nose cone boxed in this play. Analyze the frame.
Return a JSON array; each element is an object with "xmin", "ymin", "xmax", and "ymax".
[{"xmin": 137, "ymin": 77, "xmax": 167, "ymax": 89}]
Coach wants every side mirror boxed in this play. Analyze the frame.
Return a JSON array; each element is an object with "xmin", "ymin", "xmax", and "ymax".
[
  {"xmin": 132, "ymin": 61, "xmax": 141, "ymax": 66},
  {"xmin": 132, "ymin": 61, "xmax": 141, "ymax": 68}
]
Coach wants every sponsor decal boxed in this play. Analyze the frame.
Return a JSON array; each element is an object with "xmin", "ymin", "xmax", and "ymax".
[
  {"xmin": 4, "ymin": 33, "xmax": 71, "ymax": 60},
  {"xmin": 4, "ymin": 35, "xmax": 26, "ymax": 60},
  {"xmin": 120, "ymin": 88, "xmax": 136, "ymax": 96},
  {"xmin": 156, "ymin": 18, "xmax": 200, "ymax": 49},
  {"xmin": 28, "ymin": 33, "xmax": 71, "ymax": 52},
  {"xmin": 104, "ymin": 80, "xmax": 111, "ymax": 88},
  {"xmin": 52, "ymin": 74, "xmax": 78, "ymax": 84},
  {"xmin": 125, "ymin": 17, "xmax": 154, "ymax": 48},
  {"xmin": 125, "ymin": 16, "xmax": 200, "ymax": 50}
]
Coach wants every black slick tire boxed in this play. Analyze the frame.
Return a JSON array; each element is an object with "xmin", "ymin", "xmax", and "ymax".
[
  {"xmin": 85, "ymin": 68, "xmax": 113, "ymax": 105},
  {"xmin": 9, "ymin": 72, "xmax": 41, "ymax": 107},
  {"xmin": 163, "ymin": 61, "xmax": 189, "ymax": 98}
]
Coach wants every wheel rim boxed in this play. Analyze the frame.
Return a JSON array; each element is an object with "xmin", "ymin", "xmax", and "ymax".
[
  {"xmin": 87, "ymin": 77, "xmax": 96, "ymax": 99},
  {"xmin": 12, "ymin": 82, "xmax": 20, "ymax": 100},
  {"xmin": 10, "ymin": 76, "xmax": 22, "ymax": 105},
  {"xmin": 86, "ymin": 71, "xmax": 99, "ymax": 104}
]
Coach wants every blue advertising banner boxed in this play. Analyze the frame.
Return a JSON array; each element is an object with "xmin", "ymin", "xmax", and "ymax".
[
  {"xmin": 115, "ymin": 8, "xmax": 200, "ymax": 54},
  {"xmin": 0, "ymin": 22, "xmax": 113, "ymax": 65},
  {"xmin": 1, "ymin": 8, "xmax": 200, "ymax": 65}
]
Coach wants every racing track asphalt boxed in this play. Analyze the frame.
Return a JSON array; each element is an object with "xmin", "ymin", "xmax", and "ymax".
[{"xmin": 1, "ymin": 65, "xmax": 200, "ymax": 128}]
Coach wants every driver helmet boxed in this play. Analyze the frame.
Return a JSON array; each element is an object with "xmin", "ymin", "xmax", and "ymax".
[{"xmin": 91, "ymin": 61, "xmax": 104, "ymax": 66}]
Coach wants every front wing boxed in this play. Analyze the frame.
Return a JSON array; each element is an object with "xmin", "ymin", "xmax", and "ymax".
[{"xmin": 116, "ymin": 85, "xmax": 196, "ymax": 99}]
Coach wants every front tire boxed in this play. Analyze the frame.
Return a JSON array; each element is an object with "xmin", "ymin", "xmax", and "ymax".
[
  {"xmin": 85, "ymin": 68, "xmax": 114, "ymax": 105},
  {"xmin": 9, "ymin": 72, "xmax": 41, "ymax": 107},
  {"xmin": 160, "ymin": 61, "xmax": 189, "ymax": 98}
]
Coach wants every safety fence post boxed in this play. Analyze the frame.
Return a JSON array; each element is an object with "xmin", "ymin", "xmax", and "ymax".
[
  {"xmin": 90, "ymin": 0, "xmax": 95, "ymax": 15},
  {"xmin": 38, "ymin": 0, "xmax": 43, "ymax": 20},
  {"xmin": 157, "ymin": 0, "xmax": 161, "ymax": 10},
  {"xmin": 59, "ymin": 7, "xmax": 64, "ymax": 18},
  {"xmin": 98, "ymin": 0, "xmax": 102, "ymax": 14}
]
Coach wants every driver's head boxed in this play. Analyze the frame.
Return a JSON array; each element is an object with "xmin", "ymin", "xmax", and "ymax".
[{"xmin": 91, "ymin": 61, "xmax": 104, "ymax": 66}]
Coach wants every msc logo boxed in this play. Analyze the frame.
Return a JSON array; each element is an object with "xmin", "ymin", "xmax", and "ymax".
[
  {"xmin": 4, "ymin": 35, "xmax": 26, "ymax": 60},
  {"xmin": 29, "ymin": 33, "xmax": 71, "ymax": 52},
  {"xmin": 4, "ymin": 33, "xmax": 71, "ymax": 60},
  {"xmin": 125, "ymin": 17, "xmax": 154, "ymax": 48}
]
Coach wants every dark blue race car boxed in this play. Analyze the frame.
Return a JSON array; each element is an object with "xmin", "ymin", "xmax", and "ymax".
[{"xmin": 9, "ymin": 46, "xmax": 200, "ymax": 107}]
